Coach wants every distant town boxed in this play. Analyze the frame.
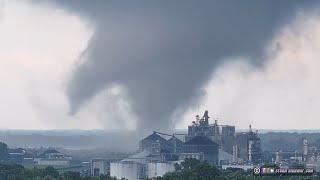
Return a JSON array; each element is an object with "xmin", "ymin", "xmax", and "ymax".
[{"xmin": 0, "ymin": 111, "xmax": 319, "ymax": 179}]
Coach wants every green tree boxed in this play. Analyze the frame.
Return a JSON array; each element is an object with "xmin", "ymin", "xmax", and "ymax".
[
  {"xmin": 43, "ymin": 166, "xmax": 59, "ymax": 178},
  {"xmin": 160, "ymin": 159, "xmax": 221, "ymax": 180},
  {"xmin": 62, "ymin": 171, "xmax": 81, "ymax": 180},
  {"xmin": 193, "ymin": 162, "xmax": 220, "ymax": 180},
  {"xmin": 181, "ymin": 158, "xmax": 201, "ymax": 170},
  {"xmin": 100, "ymin": 174, "xmax": 118, "ymax": 180}
]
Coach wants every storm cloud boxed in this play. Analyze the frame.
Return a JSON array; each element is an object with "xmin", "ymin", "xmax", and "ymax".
[{"xmin": 55, "ymin": 1, "xmax": 316, "ymax": 132}]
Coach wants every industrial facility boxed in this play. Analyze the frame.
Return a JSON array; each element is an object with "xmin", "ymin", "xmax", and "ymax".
[
  {"xmin": 272, "ymin": 138, "xmax": 320, "ymax": 172},
  {"xmin": 110, "ymin": 110, "xmax": 262, "ymax": 180}
]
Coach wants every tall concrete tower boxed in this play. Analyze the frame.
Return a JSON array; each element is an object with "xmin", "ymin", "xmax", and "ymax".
[
  {"xmin": 275, "ymin": 150, "xmax": 282, "ymax": 164},
  {"xmin": 232, "ymin": 144, "xmax": 238, "ymax": 163},
  {"xmin": 248, "ymin": 140, "xmax": 253, "ymax": 163},
  {"xmin": 303, "ymin": 138, "xmax": 308, "ymax": 162}
]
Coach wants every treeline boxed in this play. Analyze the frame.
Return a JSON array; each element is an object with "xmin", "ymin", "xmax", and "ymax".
[
  {"xmin": 0, "ymin": 164, "xmax": 117, "ymax": 180},
  {"xmin": 260, "ymin": 132, "xmax": 320, "ymax": 152},
  {"xmin": 153, "ymin": 158, "xmax": 315, "ymax": 180},
  {"xmin": 0, "ymin": 160, "xmax": 316, "ymax": 180}
]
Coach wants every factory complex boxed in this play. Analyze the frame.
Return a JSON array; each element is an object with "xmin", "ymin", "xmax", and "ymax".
[{"xmin": 110, "ymin": 111, "xmax": 262, "ymax": 180}]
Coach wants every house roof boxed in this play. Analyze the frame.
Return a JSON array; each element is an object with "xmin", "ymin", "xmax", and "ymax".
[
  {"xmin": 43, "ymin": 149, "xmax": 60, "ymax": 154},
  {"xmin": 121, "ymin": 150, "xmax": 151, "ymax": 163},
  {"xmin": 38, "ymin": 149, "xmax": 61, "ymax": 158},
  {"xmin": 168, "ymin": 136, "xmax": 183, "ymax": 146},
  {"xmin": 8, "ymin": 148, "xmax": 25, "ymax": 154},
  {"xmin": 142, "ymin": 132, "xmax": 167, "ymax": 142}
]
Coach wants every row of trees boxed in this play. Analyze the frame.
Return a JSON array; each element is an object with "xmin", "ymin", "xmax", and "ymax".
[
  {"xmin": 152, "ymin": 158, "xmax": 315, "ymax": 180},
  {"xmin": 0, "ymin": 164, "xmax": 118, "ymax": 180},
  {"xmin": 0, "ymin": 162, "xmax": 315, "ymax": 180},
  {"xmin": 0, "ymin": 141, "xmax": 119, "ymax": 180},
  {"xmin": 0, "ymin": 159, "xmax": 316, "ymax": 180}
]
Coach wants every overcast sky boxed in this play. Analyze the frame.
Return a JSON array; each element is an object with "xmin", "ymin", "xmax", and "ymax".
[{"xmin": 1, "ymin": 0, "xmax": 320, "ymax": 131}]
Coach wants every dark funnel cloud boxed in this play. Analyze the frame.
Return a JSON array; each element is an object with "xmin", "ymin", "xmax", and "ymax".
[{"xmin": 54, "ymin": 0, "xmax": 314, "ymax": 132}]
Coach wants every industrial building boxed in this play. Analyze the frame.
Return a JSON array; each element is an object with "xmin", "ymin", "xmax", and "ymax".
[
  {"xmin": 233, "ymin": 125, "xmax": 262, "ymax": 164},
  {"xmin": 111, "ymin": 110, "xmax": 262, "ymax": 180},
  {"xmin": 110, "ymin": 149, "xmax": 176, "ymax": 180},
  {"xmin": 34, "ymin": 149, "xmax": 72, "ymax": 167},
  {"xmin": 185, "ymin": 111, "xmax": 262, "ymax": 165},
  {"xmin": 139, "ymin": 132, "xmax": 172, "ymax": 154},
  {"xmin": 267, "ymin": 138, "xmax": 320, "ymax": 171},
  {"xmin": 300, "ymin": 138, "xmax": 320, "ymax": 171},
  {"xmin": 183, "ymin": 136, "xmax": 219, "ymax": 165},
  {"xmin": 91, "ymin": 159, "xmax": 108, "ymax": 176},
  {"xmin": 185, "ymin": 110, "xmax": 235, "ymax": 154}
]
